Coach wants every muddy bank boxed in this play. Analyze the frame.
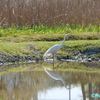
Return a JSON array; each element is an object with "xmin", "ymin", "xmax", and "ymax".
[
  {"xmin": 0, "ymin": 54, "xmax": 40, "ymax": 65},
  {"xmin": 0, "ymin": 46, "xmax": 100, "ymax": 65}
]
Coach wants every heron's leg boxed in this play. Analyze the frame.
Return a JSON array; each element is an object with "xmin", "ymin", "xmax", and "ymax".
[{"xmin": 53, "ymin": 54, "xmax": 54, "ymax": 69}]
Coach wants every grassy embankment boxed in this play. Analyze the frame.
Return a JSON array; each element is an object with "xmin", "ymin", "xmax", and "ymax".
[
  {"xmin": 0, "ymin": 24, "xmax": 100, "ymax": 55},
  {"xmin": 0, "ymin": 40, "xmax": 100, "ymax": 56},
  {"xmin": 0, "ymin": 24, "xmax": 100, "ymax": 74}
]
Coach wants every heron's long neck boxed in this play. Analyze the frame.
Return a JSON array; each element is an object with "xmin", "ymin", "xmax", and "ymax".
[{"xmin": 60, "ymin": 35, "xmax": 66, "ymax": 47}]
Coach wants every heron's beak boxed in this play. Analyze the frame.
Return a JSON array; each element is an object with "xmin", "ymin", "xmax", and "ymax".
[
  {"xmin": 70, "ymin": 34, "xmax": 73, "ymax": 36},
  {"xmin": 69, "ymin": 34, "xmax": 74, "ymax": 39}
]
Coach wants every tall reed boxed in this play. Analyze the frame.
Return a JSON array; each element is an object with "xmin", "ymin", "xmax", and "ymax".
[{"xmin": 0, "ymin": 0, "xmax": 100, "ymax": 27}]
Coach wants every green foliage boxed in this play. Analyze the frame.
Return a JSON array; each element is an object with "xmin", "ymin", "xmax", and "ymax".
[
  {"xmin": 0, "ymin": 33, "xmax": 2, "ymax": 37},
  {"xmin": 0, "ymin": 24, "xmax": 99, "ymax": 40}
]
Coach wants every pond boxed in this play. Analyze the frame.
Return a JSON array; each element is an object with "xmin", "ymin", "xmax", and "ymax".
[{"xmin": 0, "ymin": 64, "xmax": 100, "ymax": 100}]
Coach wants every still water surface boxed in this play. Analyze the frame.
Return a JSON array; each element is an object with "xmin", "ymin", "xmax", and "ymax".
[{"xmin": 0, "ymin": 66, "xmax": 100, "ymax": 100}]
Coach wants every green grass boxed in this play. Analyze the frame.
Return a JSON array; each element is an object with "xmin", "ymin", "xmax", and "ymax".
[
  {"xmin": 0, "ymin": 64, "xmax": 33, "ymax": 76},
  {"xmin": 0, "ymin": 40, "xmax": 100, "ymax": 55},
  {"xmin": 0, "ymin": 41, "xmax": 31, "ymax": 55},
  {"xmin": 0, "ymin": 24, "xmax": 100, "ymax": 41},
  {"xmin": 0, "ymin": 62, "xmax": 100, "ymax": 76}
]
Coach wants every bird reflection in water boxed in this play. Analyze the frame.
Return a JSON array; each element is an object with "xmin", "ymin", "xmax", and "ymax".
[{"xmin": 44, "ymin": 67, "xmax": 71, "ymax": 100}]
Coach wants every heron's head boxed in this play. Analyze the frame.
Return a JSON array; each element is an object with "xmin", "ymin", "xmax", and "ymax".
[
  {"xmin": 64, "ymin": 34, "xmax": 73, "ymax": 39},
  {"xmin": 65, "ymin": 33, "xmax": 72, "ymax": 36},
  {"xmin": 64, "ymin": 34, "xmax": 72, "ymax": 38}
]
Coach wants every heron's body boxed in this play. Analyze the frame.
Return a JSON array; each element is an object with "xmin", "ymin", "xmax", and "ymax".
[
  {"xmin": 44, "ymin": 44, "xmax": 61, "ymax": 57},
  {"xmin": 44, "ymin": 34, "xmax": 71, "ymax": 57}
]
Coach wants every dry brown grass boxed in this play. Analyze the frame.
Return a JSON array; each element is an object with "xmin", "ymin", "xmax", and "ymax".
[{"xmin": 0, "ymin": 0, "xmax": 100, "ymax": 27}]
